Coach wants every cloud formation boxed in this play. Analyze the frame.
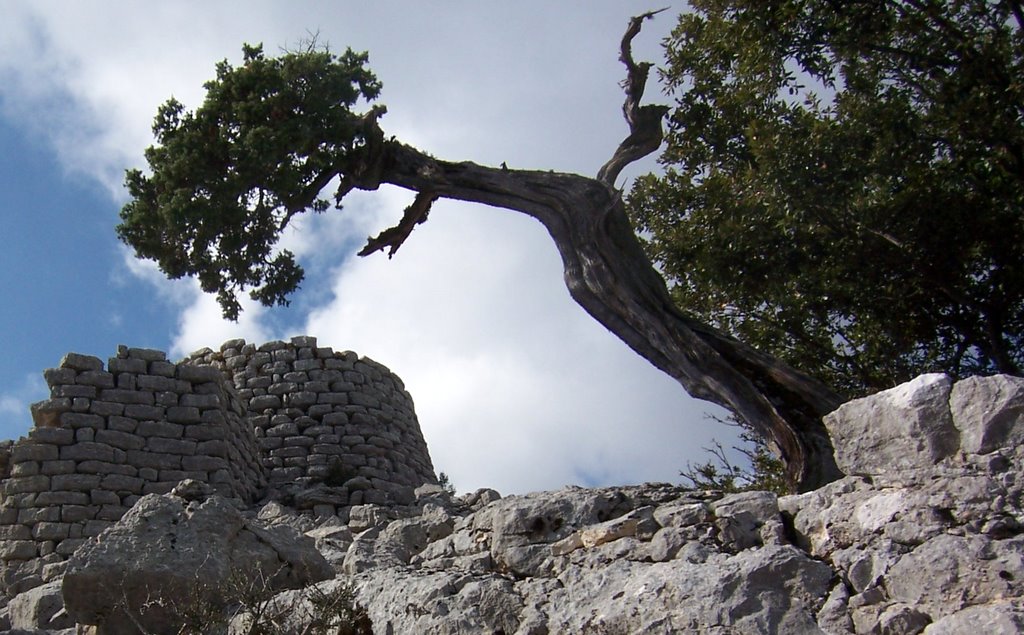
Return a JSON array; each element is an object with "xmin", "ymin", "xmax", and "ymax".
[{"xmin": 0, "ymin": 2, "xmax": 743, "ymax": 494}]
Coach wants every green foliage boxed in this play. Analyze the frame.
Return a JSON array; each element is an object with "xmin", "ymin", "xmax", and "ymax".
[
  {"xmin": 118, "ymin": 43, "xmax": 382, "ymax": 320},
  {"xmin": 629, "ymin": 0, "xmax": 1024, "ymax": 396},
  {"xmin": 680, "ymin": 423, "xmax": 788, "ymax": 495}
]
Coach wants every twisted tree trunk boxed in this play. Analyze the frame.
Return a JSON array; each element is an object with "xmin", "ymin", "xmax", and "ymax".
[{"xmin": 351, "ymin": 11, "xmax": 844, "ymax": 492}]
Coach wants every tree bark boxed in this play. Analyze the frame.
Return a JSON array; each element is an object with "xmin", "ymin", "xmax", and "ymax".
[{"xmin": 351, "ymin": 11, "xmax": 844, "ymax": 492}]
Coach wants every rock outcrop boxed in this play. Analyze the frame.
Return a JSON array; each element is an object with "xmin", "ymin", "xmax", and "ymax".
[
  {"xmin": 3, "ymin": 371, "xmax": 1024, "ymax": 633},
  {"xmin": 60, "ymin": 480, "xmax": 333, "ymax": 634}
]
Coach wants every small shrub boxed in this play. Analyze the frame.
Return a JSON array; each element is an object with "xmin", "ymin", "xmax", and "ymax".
[
  {"xmin": 112, "ymin": 566, "xmax": 371, "ymax": 635},
  {"xmin": 681, "ymin": 415, "xmax": 788, "ymax": 495},
  {"xmin": 437, "ymin": 471, "xmax": 456, "ymax": 496}
]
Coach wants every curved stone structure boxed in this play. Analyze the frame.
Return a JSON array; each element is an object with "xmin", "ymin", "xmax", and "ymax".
[
  {"xmin": 186, "ymin": 336, "xmax": 436, "ymax": 499},
  {"xmin": 0, "ymin": 337, "xmax": 436, "ymax": 594}
]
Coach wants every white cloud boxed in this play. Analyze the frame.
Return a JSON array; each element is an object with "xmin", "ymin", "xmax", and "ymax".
[
  {"xmin": 114, "ymin": 247, "xmax": 275, "ymax": 359},
  {"xmin": 0, "ymin": 2, "xmax": 743, "ymax": 494},
  {"xmin": 302, "ymin": 193, "xmax": 737, "ymax": 494}
]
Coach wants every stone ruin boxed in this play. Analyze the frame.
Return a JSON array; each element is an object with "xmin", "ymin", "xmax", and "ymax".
[{"xmin": 0, "ymin": 336, "xmax": 437, "ymax": 593}]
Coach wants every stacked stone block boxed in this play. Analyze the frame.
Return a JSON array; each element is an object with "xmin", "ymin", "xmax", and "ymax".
[
  {"xmin": 0, "ymin": 336, "xmax": 437, "ymax": 593},
  {"xmin": 0, "ymin": 346, "xmax": 266, "ymax": 578},
  {"xmin": 186, "ymin": 336, "xmax": 436, "ymax": 507}
]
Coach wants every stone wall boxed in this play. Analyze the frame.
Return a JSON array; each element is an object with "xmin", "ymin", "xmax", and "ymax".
[
  {"xmin": 0, "ymin": 346, "xmax": 265, "ymax": 577},
  {"xmin": 0, "ymin": 336, "xmax": 436, "ymax": 593},
  {"xmin": 184, "ymin": 336, "xmax": 435, "ymax": 503}
]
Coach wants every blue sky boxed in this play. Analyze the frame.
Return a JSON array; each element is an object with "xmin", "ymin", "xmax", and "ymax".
[
  {"xmin": 0, "ymin": 1, "xmax": 741, "ymax": 495},
  {"xmin": 0, "ymin": 116, "xmax": 172, "ymax": 420}
]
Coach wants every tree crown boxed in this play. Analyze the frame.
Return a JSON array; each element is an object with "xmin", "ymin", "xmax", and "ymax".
[
  {"xmin": 629, "ymin": 0, "xmax": 1024, "ymax": 395},
  {"xmin": 117, "ymin": 43, "xmax": 382, "ymax": 319}
]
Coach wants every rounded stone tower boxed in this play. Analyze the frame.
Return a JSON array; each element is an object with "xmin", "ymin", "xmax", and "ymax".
[{"xmin": 186, "ymin": 336, "xmax": 437, "ymax": 506}]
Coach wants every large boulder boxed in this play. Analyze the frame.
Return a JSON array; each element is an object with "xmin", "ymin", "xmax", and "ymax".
[
  {"xmin": 7, "ymin": 579, "xmax": 75, "ymax": 631},
  {"xmin": 950, "ymin": 374, "xmax": 1024, "ymax": 454},
  {"xmin": 62, "ymin": 487, "xmax": 333, "ymax": 634},
  {"xmin": 824, "ymin": 373, "xmax": 959, "ymax": 475}
]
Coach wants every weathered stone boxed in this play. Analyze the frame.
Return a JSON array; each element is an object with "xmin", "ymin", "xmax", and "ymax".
[
  {"xmin": 886, "ymin": 534, "xmax": 1024, "ymax": 618},
  {"xmin": 36, "ymin": 490, "xmax": 89, "ymax": 505},
  {"xmin": 77, "ymin": 370, "xmax": 115, "ymax": 388},
  {"xmin": 126, "ymin": 347, "xmax": 166, "ymax": 362},
  {"xmin": 51, "ymin": 383, "xmax": 97, "ymax": 398},
  {"xmin": 100, "ymin": 388, "xmax": 155, "ymax": 405},
  {"xmin": 59, "ymin": 442, "xmax": 116, "ymax": 463},
  {"xmin": 32, "ymin": 522, "xmax": 70, "ymax": 541},
  {"xmin": 712, "ymin": 490, "xmax": 780, "ymax": 551},
  {"xmin": 62, "ymin": 493, "xmax": 333, "ymax": 633},
  {"xmin": 51, "ymin": 474, "xmax": 102, "ymax": 491},
  {"xmin": 108, "ymin": 357, "xmax": 147, "ymax": 374},
  {"xmin": 179, "ymin": 392, "xmax": 221, "ymax": 408},
  {"xmin": 135, "ymin": 374, "xmax": 178, "ymax": 391},
  {"xmin": 825, "ymin": 373, "xmax": 958, "ymax": 474},
  {"xmin": 59, "ymin": 353, "xmax": 103, "ymax": 372},
  {"xmin": 250, "ymin": 395, "xmax": 283, "ymax": 410},
  {"xmin": 176, "ymin": 364, "xmax": 223, "ymax": 383},
  {"xmin": 5, "ymin": 475, "xmax": 50, "ymax": 493},
  {"xmin": 950, "ymin": 374, "xmax": 1024, "ymax": 455},
  {"xmin": 148, "ymin": 360, "xmax": 177, "ymax": 377},
  {"xmin": 100, "ymin": 473, "xmax": 145, "ymax": 493},
  {"xmin": 29, "ymin": 398, "xmax": 72, "ymax": 428},
  {"xmin": 124, "ymin": 450, "xmax": 182, "ymax": 470},
  {"xmin": 12, "ymin": 443, "xmax": 58, "ymax": 463},
  {"xmin": 0, "ymin": 540, "xmax": 38, "ymax": 560},
  {"xmin": 146, "ymin": 437, "xmax": 196, "ymax": 455},
  {"xmin": 7, "ymin": 579, "xmax": 74, "ymax": 631},
  {"xmin": 177, "ymin": 454, "xmax": 227, "ymax": 472},
  {"xmin": 924, "ymin": 601, "xmax": 1024, "ymax": 634},
  {"xmin": 94, "ymin": 428, "xmax": 146, "ymax": 450},
  {"xmin": 136, "ymin": 420, "xmax": 184, "ymax": 438},
  {"xmin": 28, "ymin": 427, "xmax": 74, "ymax": 446},
  {"xmin": 124, "ymin": 404, "xmax": 165, "ymax": 420},
  {"xmin": 166, "ymin": 405, "xmax": 201, "ymax": 423}
]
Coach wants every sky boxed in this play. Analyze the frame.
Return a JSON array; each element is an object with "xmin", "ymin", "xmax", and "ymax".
[{"xmin": 0, "ymin": 1, "xmax": 743, "ymax": 495}]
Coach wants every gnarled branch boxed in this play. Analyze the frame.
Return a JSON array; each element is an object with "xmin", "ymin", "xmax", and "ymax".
[
  {"xmin": 349, "ymin": 12, "xmax": 843, "ymax": 491},
  {"xmin": 597, "ymin": 8, "xmax": 671, "ymax": 187},
  {"xmin": 358, "ymin": 189, "xmax": 438, "ymax": 258}
]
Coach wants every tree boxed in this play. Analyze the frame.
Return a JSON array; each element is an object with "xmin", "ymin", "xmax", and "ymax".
[
  {"xmin": 117, "ymin": 12, "xmax": 844, "ymax": 493},
  {"xmin": 628, "ymin": 0, "xmax": 1024, "ymax": 398}
]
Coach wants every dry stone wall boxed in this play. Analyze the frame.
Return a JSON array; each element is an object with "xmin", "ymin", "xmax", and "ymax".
[
  {"xmin": 0, "ymin": 336, "xmax": 436, "ymax": 594},
  {"xmin": 0, "ymin": 346, "xmax": 264, "ymax": 576},
  {"xmin": 184, "ymin": 336, "xmax": 436, "ymax": 504}
]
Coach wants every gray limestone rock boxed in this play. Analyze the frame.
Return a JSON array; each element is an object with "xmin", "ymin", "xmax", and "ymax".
[
  {"xmin": 825, "ymin": 373, "xmax": 958, "ymax": 474},
  {"xmin": 885, "ymin": 534, "xmax": 1024, "ymax": 619},
  {"xmin": 711, "ymin": 490, "xmax": 779, "ymax": 551},
  {"xmin": 6, "ymin": 368, "xmax": 1024, "ymax": 634},
  {"xmin": 61, "ymin": 492, "xmax": 333, "ymax": 634},
  {"xmin": 923, "ymin": 601, "xmax": 1024, "ymax": 634},
  {"xmin": 950, "ymin": 374, "xmax": 1024, "ymax": 454},
  {"xmin": 7, "ymin": 579, "xmax": 74, "ymax": 631}
]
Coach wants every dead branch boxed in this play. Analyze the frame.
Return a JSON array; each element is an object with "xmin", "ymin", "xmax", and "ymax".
[
  {"xmin": 597, "ymin": 8, "xmax": 671, "ymax": 186},
  {"xmin": 358, "ymin": 189, "xmax": 438, "ymax": 258}
]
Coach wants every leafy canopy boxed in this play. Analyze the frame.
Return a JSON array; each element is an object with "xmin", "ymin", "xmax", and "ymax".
[
  {"xmin": 629, "ymin": 0, "xmax": 1024, "ymax": 396},
  {"xmin": 117, "ymin": 44, "xmax": 382, "ymax": 319}
]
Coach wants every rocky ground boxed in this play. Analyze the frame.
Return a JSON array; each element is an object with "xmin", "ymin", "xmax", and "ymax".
[{"xmin": 4, "ymin": 373, "xmax": 1024, "ymax": 633}]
